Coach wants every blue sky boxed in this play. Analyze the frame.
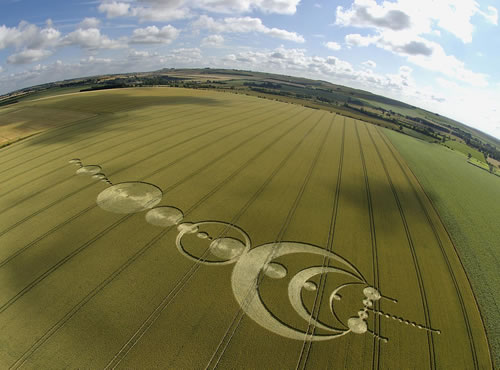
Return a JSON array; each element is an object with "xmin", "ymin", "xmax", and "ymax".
[{"xmin": 1, "ymin": 0, "xmax": 499, "ymax": 138}]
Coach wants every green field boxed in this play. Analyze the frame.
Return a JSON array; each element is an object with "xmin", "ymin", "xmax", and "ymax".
[
  {"xmin": 386, "ymin": 129, "xmax": 500, "ymax": 368},
  {"xmin": 0, "ymin": 88, "xmax": 492, "ymax": 368},
  {"xmin": 443, "ymin": 140, "xmax": 487, "ymax": 163}
]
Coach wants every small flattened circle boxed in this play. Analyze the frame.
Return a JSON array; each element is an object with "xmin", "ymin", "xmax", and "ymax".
[
  {"xmin": 362, "ymin": 299, "xmax": 373, "ymax": 308},
  {"xmin": 348, "ymin": 317, "xmax": 368, "ymax": 334},
  {"xmin": 264, "ymin": 262, "xmax": 287, "ymax": 279},
  {"xmin": 358, "ymin": 310, "xmax": 368, "ymax": 319},
  {"xmin": 146, "ymin": 206, "xmax": 183, "ymax": 227},
  {"xmin": 76, "ymin": 165, "xmax": 102, "ymax": 175},
  {"xmin": 363, "ymin": 286, "xmax": 381, "ymax": 301},
  {"xmin": 210, "ymin": 237, "xmax": 246, "ymax": 260},
  {"xmin": 96, "ymin": 182, "xmax": 162, "ymax": 214}
]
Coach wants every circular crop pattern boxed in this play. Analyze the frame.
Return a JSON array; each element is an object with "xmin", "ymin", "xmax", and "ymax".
[{"xmin": 96, "ymin": 182, "xmax": 163, "ymax": 214}]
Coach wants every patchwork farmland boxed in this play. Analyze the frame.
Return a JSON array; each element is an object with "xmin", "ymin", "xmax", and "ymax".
[{"xmin": 0, "ymin": 88, "xmax": 492, "ymax": 368}]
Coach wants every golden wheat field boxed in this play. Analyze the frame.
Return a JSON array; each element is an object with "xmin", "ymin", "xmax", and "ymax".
[{"xmin": 0, "ymin": 88, "xmax": 491, "ymax": 369}]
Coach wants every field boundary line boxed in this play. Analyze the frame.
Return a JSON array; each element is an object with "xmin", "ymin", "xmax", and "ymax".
[
  {"xmin": 378, "ymin": 128, "xmax": 491, "ymax": 369},
  {"xmin": 0, "ymin": 101, "xmax": 272, "ymax": 238},
  {"xmin": 0, "ymin": 104, "xmax": 297, "ymax": 313},
  {"xmin": 206, "ymin": 113, "xmax": 330, "ymax": 370},
  {"xmin": 295, "ymin": 116, "xmax": 347, "ymax": 370},
  {"xmin": 365, "ymin": 124, "xmax": 436, "ymax": 369},
  {"xmin": 10, "ymin": 108, "xmax": 315, "ymax": 369}
]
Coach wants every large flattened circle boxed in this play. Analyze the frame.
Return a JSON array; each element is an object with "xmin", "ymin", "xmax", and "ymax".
[{"xmin": 96, "ymin": 182, "xmax": 163, "ymax": 214}]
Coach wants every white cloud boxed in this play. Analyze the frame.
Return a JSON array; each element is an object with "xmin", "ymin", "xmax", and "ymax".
[
  {"xmin": 98, "ymin": 1, "xmax": 131, "ymax": 18},
  {"xmin": 128, "ymin": 49, "xmax": 157, "ymax": 59},
  {"xmin": 159, "ymin": 47, "xmax": 202, "ymax": 64},
  {"xmin": 344, "ymin": 31, "xmax": 487, "ymax": 87},
  {"xmin": 193, "ymin": 15, "xmax": 305, "ymax": 42},
  {"xmin": 201, "ymin": 34, "xmax": 224, "ymax": 47},
  {"xmin": 325, "ymin": 41, "xmax": 341, "ymax": 51},
  {"xmin": 195, "ymin": 0, "xmax": 300, "ymax": 14},
  {"xmin": 480, "ymin": 6, "xmax": 498, "ymax": 25},
  {"xmin": 81, "ymin": 56, "xmax": 112, "ymax": 64},
  {"xmin": 63, "ymin": 28, "xmax": 125, "ymax": 49},
  {"xmin": 0, "ymin": 21, "xmax": 61, "ymax": 50},
  {"xmin": 78, "ymin": 17, "xmax": 101, "ymax": 29},
  {"xmin": 130, "ymin": 5, "xmax": 191, "ymax": 22},
  {"xmin": 7, "ymin": 49, "xmax": 52, "ymax": 64},
  {"xmin": 0, "ymin": 66, "xmax": 3, "ymax": 73},
  {"xmin": 98, "ymin": 0, "xmax": 301, "ymax": 20},
  {"xmin": 130, "ymin": 25, "xmax": 179, "ymax": 44},
  {"xmin": 336, "ymin": 0, "xmax": 497, "ymax": 44},
  {"xmin": 362, "ymin": 60, "xmax": 376, "ymax": 68},
  {"xmin": 345, "ymin": 33, "xmax": 375, "ymax": 47}
]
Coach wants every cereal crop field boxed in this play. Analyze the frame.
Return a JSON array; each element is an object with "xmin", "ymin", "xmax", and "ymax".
[{"xmin": 0, "ymin": 88, "xmax": 491, "ymax": 369}]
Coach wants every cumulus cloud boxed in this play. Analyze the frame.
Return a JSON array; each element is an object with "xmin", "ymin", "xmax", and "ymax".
[
  {"xmin": 336, "ymin": 1, "xmax": 410, "ymax": 31},
  {"xmin": 325, "ymin": 41, "xmax": 341, "ymax": 51},
  {"xmin": 345, "ymin": 33, "xmax": 375, "ymax": 47},
  {"xmin": 344, "ymin": 31, "xmax": 486, "ymax": 86},
  {"xmin": 7, "ymin": 49, "xmax": 52, "ymax": 64},
  {"xmin": 336, "ymin": 0, "xmax": 497, "ymax": 44},
  {"xmin": 195, "ymin": 0, "xmax": 300, "ymax": 14},
  {"xmin": 193, "ymin": 15, "xmax": 305, "ymax": 42},
  {"xmin": 362, "ymin": 60, "xmax": 376, "ymax": 68},
  {"xmin": 128, "ymin": 49, "xmax": 158, "ymax": 59},
  {"xmin": 0, "ymin": 66, "xmax": 3, "ymax": 73},
  {"xmin": 486, "ymin": 6, "xmax": 498, "ymax": 25},
  {"xmin": 201, "ymin": 34, "xmax": 224, "ymax": 47},
  {"xmin": 98, "ymin": 0, "xmax": 301, "ymax": 21},
  {"xmin": 130, "ymin": 25, "xmax": 180, "ymax": 44},
  {"xmin": 0, "ymin": 21, "xmax": 61, "ymax": 50},
  {"xmin": 98, "ymin": 1, "xmax": 131, "ymax": 18},
  {"xmin": 78, "ymin": 17, "xmax": 101, "ymax": 29},
  {"xmin": 62, "ymin": 28, "xmax": 125, "ymax": 49}
]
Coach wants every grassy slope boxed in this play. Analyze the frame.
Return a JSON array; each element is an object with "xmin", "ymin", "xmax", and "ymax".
[
  {"xmin": 385, "ymin": 129, "xmax": 500, "ymax": 368},
  {"xmin": 444, "ymin": 140, "xmax": 487, "ymax": 163}
]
